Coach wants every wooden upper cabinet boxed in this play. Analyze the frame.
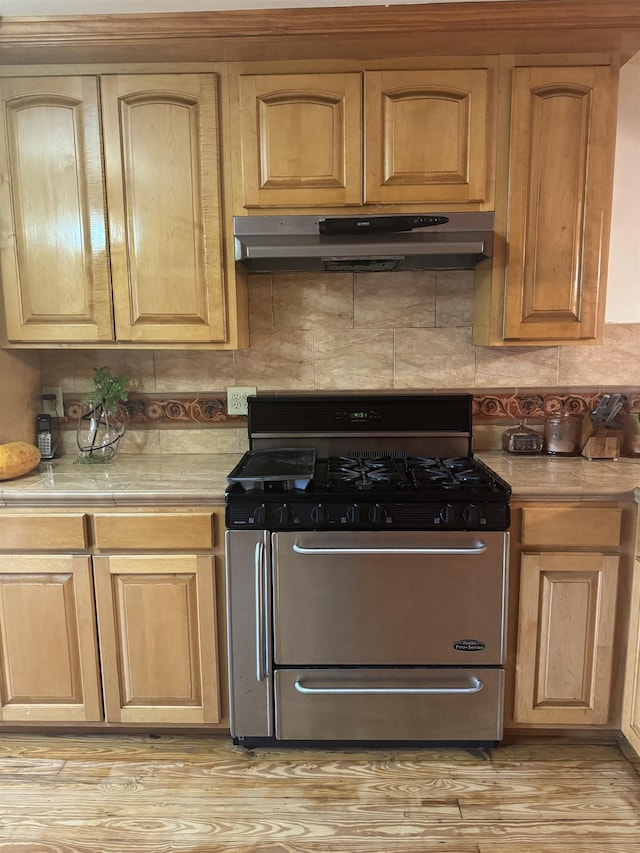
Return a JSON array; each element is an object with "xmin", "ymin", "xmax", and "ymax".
[
  {"xmin": 502, "ymin": 65, "xmax": 618, "ymax": 344},
  {"xmin": 0, "ymin": 72, "xmax": 243, "ymax": 348},
  {"xmin": 101, "ymin": 74, "xmax": 228, "ymax": 344},
  {"xmin": 236, "ymin": 67, "xmax": 494, "ymax": 209},
  {"xmin": 0, "ymin": 76, "xmax": 114, "ymax": 344},
  {"xmin": 365, "ymin": 68, "xmax": 492, "ymax": 205},
  {"xmin": 238, "ymin": 72, "xmax": 363, "ymax": 208}
]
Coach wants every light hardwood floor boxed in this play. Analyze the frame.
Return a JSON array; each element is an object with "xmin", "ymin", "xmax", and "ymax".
[{"xmin": 0, "ymin": 733, "xmax": 639, "ymax": 851}]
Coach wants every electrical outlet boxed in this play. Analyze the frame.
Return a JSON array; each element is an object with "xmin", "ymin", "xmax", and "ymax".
[
  {"xmin": 227, "ymin": 386, "xmax": 257, "ymax": 416},
  {"xmin": 41, "ymin": 386, "xmax": 64, "ymax": 418}
]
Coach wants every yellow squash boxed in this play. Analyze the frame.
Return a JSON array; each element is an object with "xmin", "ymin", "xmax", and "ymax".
[{"xmin": 0, "ymin": 441, "xmax": 41, "ymax": 480}]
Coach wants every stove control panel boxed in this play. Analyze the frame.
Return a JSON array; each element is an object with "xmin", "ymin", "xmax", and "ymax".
[{"xmin": 226, "ymin": 500, "xmax": 509, "ymax": 532}]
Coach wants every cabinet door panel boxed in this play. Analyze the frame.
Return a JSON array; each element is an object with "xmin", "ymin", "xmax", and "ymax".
[
  {"xmin": 365, "ymin": 69, "xmax": 492, "ymax": 204},
  {"xmin": 504, "ymin": 65, "xmax": 617, "ymax": 342},
  {"xmin": 239, "ymin": 73, "xmax": 362, "ymax": 207},
  {"xmin": 0, "ymin": 77, "xmax": 114, "ymax": 343},
  {"xmin": 0, "ymin": 555, "xmax": 102, "ymax": 722},
  {"xmin": 514, "ymin": 552, "xmax": 619, "ymax": 725},
  {"xmin": 101, "ymin": 74, "xmax": 227, "ymax": 343},
  {"xmin": 622, "ymin": 553, "xmax": 640, "ymax": 756},
  {"xmin": 93, "ymin": 554, "xmax": 219, "ymax": 724}
]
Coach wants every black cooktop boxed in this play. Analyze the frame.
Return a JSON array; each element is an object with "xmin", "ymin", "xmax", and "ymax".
[
  {"xmin": 228, "ymin": 453, "xmax": 507, "ymax": 497},
  {"xmin": 225, "ymin": 453, "xmax": 510, "ymax": 531}
]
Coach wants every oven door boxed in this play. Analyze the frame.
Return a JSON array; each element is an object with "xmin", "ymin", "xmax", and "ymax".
[{"xmin": 272, "ymin": 530, "xmax": 508, "ymax": 666}]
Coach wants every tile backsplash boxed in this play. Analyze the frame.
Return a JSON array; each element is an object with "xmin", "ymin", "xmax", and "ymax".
[{"xmin": 41, "ymin": 270, "xmax": 640, "ymax": 455}]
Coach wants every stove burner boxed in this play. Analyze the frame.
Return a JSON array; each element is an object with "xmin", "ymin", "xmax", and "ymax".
[
  {"xmin": 410, "ymin": 457, "xmax": 485, "ymax": 488},
  {"xmin": 325, "ymin": 453, "xmax": 492, "ymax": 492},
  {"xmin": 330, "ymin": 455, "xmax": 408, "ymax": 490}
]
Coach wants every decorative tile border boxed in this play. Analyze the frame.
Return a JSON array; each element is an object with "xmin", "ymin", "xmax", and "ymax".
[
  {"xmin": 472, "ymin": 392, "xmax": 640, "ymax": 420},
  {"xmin": 61, "ymin": 391, "xmax": 640, "ymax": 427},
  {"xmin": 65, "ymin": 396, "xmax": 242, "ymax": 427}
]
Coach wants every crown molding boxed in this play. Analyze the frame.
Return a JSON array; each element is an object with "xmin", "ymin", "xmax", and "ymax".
[{"xmin": 1, "ymin": 0, "xmax": 639, "ymax": 64}]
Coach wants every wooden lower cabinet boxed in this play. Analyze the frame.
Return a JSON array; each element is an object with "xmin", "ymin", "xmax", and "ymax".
[
  {"xmin": 0, "ymin": 554, "xmax": 102, "ymax": 722},
  {"xmin": 514, "ymin": 551, "xmax": 619, "ymax": 725},
  {"xmin": 621, "ymin": 526, "xmax": 640, "ymax": 757},
  {"xmin": 0, "ymin": 508, "xmax": 226, "ymax": 729},
  {"xmin": 508, "ymin": 502, "xmax": 634, "ymax": 731},
  {"xmin": 93, "ymin": 554, "xmax": 219, "ymax": 725}
]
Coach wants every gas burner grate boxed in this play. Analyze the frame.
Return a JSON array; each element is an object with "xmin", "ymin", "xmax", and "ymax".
[
  {"xmin": 324, "ymin": 453, "xmax": 499, "ymax": 493},
  {"xmin": 410, "ymin": 458, "xmax": 485, "ymax": 484},
  {"xmin": 329, "ymin": 454, "xmax": 410, "ymax": 490}
]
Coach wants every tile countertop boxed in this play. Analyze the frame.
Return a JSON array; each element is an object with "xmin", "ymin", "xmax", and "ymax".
[
  {"xmin": 0, "ymin": 453, "xmax": 241, "ymax": 507},
  {"xmin": 478, "ymin": 451, "xmax": 640, "ymax": 502},
  {"xmin": 0, "ymin": 451, "xmax": 640, "ymax": 506}
]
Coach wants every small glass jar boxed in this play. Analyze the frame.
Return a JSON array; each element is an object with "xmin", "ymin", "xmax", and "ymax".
[
  {"xmin": 544, "ymin": 413, "xmax": 581, "ymax": 456},
  {"xmin": 502, "ymin": 419, "xmax": 543, "ymax": 454}
]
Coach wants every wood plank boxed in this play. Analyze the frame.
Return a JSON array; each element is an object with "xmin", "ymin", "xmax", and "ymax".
[
  {"xmin": 0, "ymin": 815, "xmax": 639, "ymax": 846},
  {"xmin": 0, "ymin": 736, "xmax": 638, "ymax": 851},
  {"xmin": 0, "ymin": 843, "xmax": 480, "ymax": 853}
]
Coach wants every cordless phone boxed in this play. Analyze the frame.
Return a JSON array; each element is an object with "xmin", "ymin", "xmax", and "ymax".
[{"xmin": 36, "ymin": 413, "xmax": 55, "ymax": 460}]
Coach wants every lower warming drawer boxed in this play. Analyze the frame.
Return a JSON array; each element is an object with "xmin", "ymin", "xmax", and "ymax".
[{"xmin": 275, "ymin": 667, "xmax": 504, "ymax": 741}]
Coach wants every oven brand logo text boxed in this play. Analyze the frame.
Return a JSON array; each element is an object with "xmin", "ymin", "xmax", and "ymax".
[{"xmin": 453, "ymin": 639, "xmax": 486, "ymax": 652}]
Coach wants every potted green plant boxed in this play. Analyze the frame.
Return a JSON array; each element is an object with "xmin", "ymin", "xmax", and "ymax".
[{"xmin": 76, "ymin": 366, "xmax": 130, "ymax": 463}]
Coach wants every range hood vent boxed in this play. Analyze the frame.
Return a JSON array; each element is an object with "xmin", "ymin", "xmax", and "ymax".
[{"xmin": 234, "ymin": 212, "xmax": 494, "ymax": 273}]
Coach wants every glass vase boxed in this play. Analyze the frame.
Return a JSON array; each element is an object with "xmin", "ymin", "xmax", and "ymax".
[{"xmin": 76, "ymin": 398, "xmax": 128, "ymax": 463}]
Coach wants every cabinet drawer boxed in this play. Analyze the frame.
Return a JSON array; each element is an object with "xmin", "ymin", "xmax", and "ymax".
[
  {"xmin": 92, "ymin": 512, "xmax": 215, "ymax": 550},
  {"xmin": 0, "ymin": 513, "xmax": 88, "ymax": 550},
  {"xmin": 275, "ymin": 668, "xmax": 504, "ymax": 741},
  {"xmin": 521, "ymin": 507, "xmax": 622, "ymax": 548}
]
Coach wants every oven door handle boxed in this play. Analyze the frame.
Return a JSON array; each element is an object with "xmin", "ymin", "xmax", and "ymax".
[
  {"xmin": 254, "ymin": 540, "xmax": 268, "ymax": 683},
  {"xmin": 292, "ymin": 543, "xmax": 488, "ymax": 556},
  {"xmin": 294, "ymin": 677, "xmax": 484, "ymax": 696}
]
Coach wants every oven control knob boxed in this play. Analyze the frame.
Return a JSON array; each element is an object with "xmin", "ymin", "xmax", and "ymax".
[
  {"xmin": 276, "ymin": 504, "xmax": 296, "ymax": 524},
  {"xmin": 368, "ymin": 504, "xmax": 387, "ymax": 524},
  {"xmin": 439, "ymin": 504, "xmax": 456, "ymax": 525},
  {"xmin": 253, "ymin": 504, "xmax": 267, "ymax": 526},
  {"xmin": 463, "ymin": 504, "xmax": 483, "ymax": 526},
  {"xmin": 346, "ymin": 505, "xmax": 360, "ymax": 524},
  {"xmin": 311, "ymin": 504, "xmax": 329, "ymax": 525}
]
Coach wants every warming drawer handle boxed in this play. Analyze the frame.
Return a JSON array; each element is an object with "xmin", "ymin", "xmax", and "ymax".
[
  {"xmin": 254, "ymin": 541, "xmax": 267, "ymax": 683},
  {"xmin": 292, "ymin": 543, "xmax": 488, "ymax": 556},
  {"xmin": 294, "ymin": 677, "xmax": 484, "ymax": 696}
]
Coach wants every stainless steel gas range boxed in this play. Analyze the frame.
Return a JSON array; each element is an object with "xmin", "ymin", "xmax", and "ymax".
[{"xmin": 225, "ymin": 393, "xmax": 511, "ymax": 747}]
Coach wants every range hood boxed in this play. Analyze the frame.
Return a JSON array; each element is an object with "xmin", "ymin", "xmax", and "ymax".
[{"xmin": 234, "ymin": 211, "xmax": 494, "ymax": 273}]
